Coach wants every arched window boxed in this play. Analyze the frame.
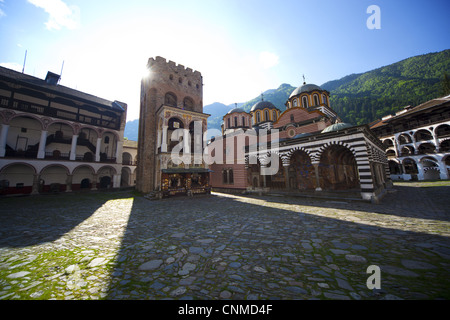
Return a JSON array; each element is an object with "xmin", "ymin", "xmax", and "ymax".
[
  {"xmin": 264, "ymin": 110, "xmax": 269, "ymax": 121},
  {"xmin": 104, "ymin": 136, "xmax": 110, "ymax": 144},
  {"xmin": 272, "ymin": 110, "xmax": 277, "ymax": 121},
  {"xmin": 234, "ymin": 117, "xmax": 238, "ymax": 127},
  {"xmin": 322, "ymin": 94, "xmax": 327, "ymax": 105},
  {"xmin": 290, "ymin": 114, "xmax": 295, "ymax": 122},
  {"xmin": 293, "ymin": 99, "xmax": 298, "ymax": 107},
  {"xmin": 165, "ymin": 92, "xmax": 177, "ymax": 107},
  {"xmin": 183, "ymin": 97, "xmax": 194, "ymax": 111},
  {"xmin": 227, "ymin": 117, "xmax": 231, "ymax": 129},
  {"xmin": 313, "ymin": 94, "xmax": 319, "ymax": 106},
  {"xmin": 256, "ymin": 112, "xmax": 261, "ymax": 123},
  {"xmin": 242, "ymin": 116, "xmax": 246, "ymax": 127},
  {"xmin": 302, "ymin": 96, "xmax": 308, "ymax": 108}
]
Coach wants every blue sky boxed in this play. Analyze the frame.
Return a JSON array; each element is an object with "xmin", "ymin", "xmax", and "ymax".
[{"xmin": 1, "ymin": 0, "xmax": 449, "ymax": 121}]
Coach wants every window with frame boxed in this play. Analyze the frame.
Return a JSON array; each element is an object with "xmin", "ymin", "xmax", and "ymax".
[
  {"xmin": 165, "ymin": 92, "xmax": 177, "ymax": 107},
  {"xmin": 313, "ymin": 94, "xmax": 319, "ymax": 106},
  {"xmin": 302, "ymin": 96, "xmax": 308, "ymax": 108},
  {"xmin": 222, "ymin": 168, "xmax": 234, "ymax": 184}
]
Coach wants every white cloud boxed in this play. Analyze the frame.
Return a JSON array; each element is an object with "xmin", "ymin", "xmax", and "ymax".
[
  {"xmin": 259, "ymin": 51, "xmax": 280, "ymax": 69},
  {"xmin": 0, "ymin": 62, "xmax": 23, "ymax": 72},
  {"xmin": 27, "ymin": 0, "xmax": 80, "ymax": 30}
]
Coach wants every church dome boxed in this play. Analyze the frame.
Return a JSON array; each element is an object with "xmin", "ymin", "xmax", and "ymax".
[
  {"xmin": 321, "ymin": 122, "xmax": 354, "ymax": 133},
  {"xmin": 250, "ymin": 100, "xmax": 278, "ymax": 112},
  {"xmin": 227, "ymin": 107, "xmax": 245, "ymax": 114},
  {"xmin": 289, "ymin": 83, "xmax": 323, "ymax": 98}
]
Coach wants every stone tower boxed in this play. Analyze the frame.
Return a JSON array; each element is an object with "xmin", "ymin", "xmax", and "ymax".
[{"xmin": 136, "ymin": 56, "xmax": 207, "ymax": 194}]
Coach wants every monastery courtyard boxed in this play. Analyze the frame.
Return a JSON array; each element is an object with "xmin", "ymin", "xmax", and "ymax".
[{"xmin": 0, "ymin": 181, "xmax": 449, "ymax": 301}]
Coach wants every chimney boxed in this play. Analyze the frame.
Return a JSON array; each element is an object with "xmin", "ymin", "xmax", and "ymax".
[{"xmin": 45, "ymin": 71, "xmax": 61, "ymax": 85}]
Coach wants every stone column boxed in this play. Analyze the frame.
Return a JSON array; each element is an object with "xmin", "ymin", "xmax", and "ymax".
[
  {"xmin": 161, "ymin": 125, "xmax": 168, "ymax": 153},
  {"xmin": 438, "ymin": 160, "xmax": 448, "ymax": 180},
  {"xmin": 37, "ymin": 130, "xmax": 48, "ymax": 159},
  {"xmin": 283, "ymin": 165, "xmax": 290, "ymax": 190},
  {"xmin": 70, "ymin": 135, "xmax": 78, "ymax": 160},
  {"xmin": 31, "ymin": 174, "xmax": 40, "ymax": 195},
  {"xmin": 0, "ymin": 124, "xmax": 9, "ymax": 157},
  {"xmin": 313, "ymin": 163, "xmax": 322, "ymax": 191},
  {"xmin": 115, "ymin": 140, "xmax": 123, "ymax": 164},
  {"xmin": 113, "ymin": 174, "xmax": 121, "ymax": 188},
  {"xmin": 95, "ymin": 138, "xmax": 102, "ymax": 162},
  {"xmin": 66, "ymin": 174, "xmax": 73, "ymax": 192},
  {"xmin": 91, "ymin": 174, "xmax": 98, "ymax": 190},
  {"xmin": 416, "ymin": 161, "xmax": 424, "ymax": 180},
  {"xmin": 261, "ymin": 165, "xmax": 267, "ymax": 188}
]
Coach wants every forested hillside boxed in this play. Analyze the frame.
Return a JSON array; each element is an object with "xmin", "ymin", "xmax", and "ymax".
[{"xmin": 322, "ymin": 49, "xmax": 450, "ymax": 125}]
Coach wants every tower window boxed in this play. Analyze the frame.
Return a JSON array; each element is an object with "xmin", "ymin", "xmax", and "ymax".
[
  {"xmin": 234, "ymin": 117, "xmax": 238, "ymax": 127},
  {"xmin": 313, "ymin": 94, "xmax": 319, "ymax": 106},
  {"xmin": 290, "ymin": 114, "xmax": 295, "ymax": 122},
  {"xmin": 273, "ymin": 110, "xmax": 277, "ymax": 121},
  {"xmin": 293, "ymin": 99, "xmax": 297, "ymax": 107},
  {"xmin": 256, "ymin": 112, "xmax": 261, "ymax": 123},
  {"xmin": 302, "ymin": 96, "xmax": 308, "ymax": 108},
  {"xmin": 265, "ymin": 110, "xmax": 269, "ymax": 121},
  {"xmin": 165, "ymin": 92, "xmax": 177, "ymax": 107}
]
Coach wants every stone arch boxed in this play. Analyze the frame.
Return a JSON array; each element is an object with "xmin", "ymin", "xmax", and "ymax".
[
  {"xmin": 400, "ymin": 145, "xmax": 415, "ymax": 156},
  {"xmin": 97, "ymin": 165, "xmax": 117, "ymax": 189},
  {"xmin": 314, "ymin": 140, "xmax": 356, "ymax": 163},
  {"xmin": 288, "ymin": 149, "xmax": 315, "ymax": 190},
  {"xmin": 402, "ymin": 158, "xmax": 418, "ymax": 175},
  {"xmin": 183, "ymin": 96, "xmax": 195, "ymax": 111},
  {"xmin": 122, "ymin": 152, "xmax": 132, "ymax": 165},
  {"xmin": 121, "ymin": 166, "xmax": 132, "ymax": 187},
  {"xmin": 418, "ymin": 142, "xmax": 436, "ymax": 154},
  {"xmin": 420, "ymin": 156, "xmax": 441, "ymax": 180},
  {"xmin": 414, "ymin": 129, "xmax": 433, "ymax": 142},
  {"xmin": 47, "ymin": 120, "xmax": 76, "ymax": 135},
  {"xmin": 285, "ymin": 146, "xmax": 313, "ymax": 163},
  {"xmin": 6, "ymin": 115, "xmax": 44, "ymax": 157},
  {"xmin": 165, "ymin": 91, "xmax": 178, "ymax": 107},
  {"xmin": 72, "ymin": 165, "xmax": 95, "ymax": 190},
  {"xmin": 39, "ymin": 164, "xmax": 70, "ymax": 193},
  {"xmin": 440, "ymin": 138, "xmax": 450, "ymax": 152},
  {"xmin": 382, "ymin": 138, "xmax": 394, "ymax": 150},
  {"xmin": 9, "ymin": 114, "xmax": 44, "ymax": 130},
  {"xmin": 435, "ymin": 123, "xmax": 450, "ymax": 138},
  {"xmin": 318, "ymin": 144, "xmax": 359, "ymax": 190},
  {"xmin": 398, "ymin": 133, "xmax": 413, "ymax": 145},
  {"xmin": 0, "ymin": 162, "xmax": 36, "ymax": 194}
]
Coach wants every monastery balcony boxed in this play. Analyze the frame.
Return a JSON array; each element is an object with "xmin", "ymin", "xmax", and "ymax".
[{"xmin": 1, "ymin": 96, "xmax": 121, "ymax": 130}]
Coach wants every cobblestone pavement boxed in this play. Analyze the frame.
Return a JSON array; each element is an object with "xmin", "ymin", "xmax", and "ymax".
[{"xmin": 0, "ymin": 181, "xmax": 449, "ymax": 300}]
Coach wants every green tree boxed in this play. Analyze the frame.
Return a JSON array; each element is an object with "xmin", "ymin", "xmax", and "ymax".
[{"xmin": 442, "ymin": 72, "xmax": 450, "ymax": 96}]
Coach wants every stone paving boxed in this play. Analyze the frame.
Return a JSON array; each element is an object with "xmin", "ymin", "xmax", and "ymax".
[{"xmin": 0, "ymin": 181, "xmax": 449, "ymax": 300}]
